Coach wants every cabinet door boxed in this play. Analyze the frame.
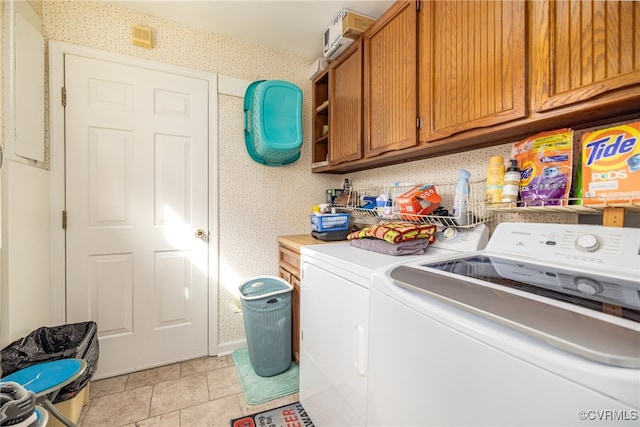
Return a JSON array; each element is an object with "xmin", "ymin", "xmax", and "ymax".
[
  {"xmin": 531, "ymin": 0, "xmax": 640, "ymax": 112},
  {"xmin": 419, "ymin": 0, "xmax": 526, "ymax": 142},
  {"xmin": 280, "ymin": 266, "xmax": 300, "ymax": 362},
  {"xmin": 279, "ymin": 245, "xmax": 300, "ymax": 361},
  {"xmin": 290, "ymin": 273, "xmax": 301, "ymax": 363},
  {"xmin": 364, "ymin": 1, "xmax": 418, "ymax": 158},
  {"xmin": 329, "ymin": 40, "xmax": 363, "ymax": 165}
]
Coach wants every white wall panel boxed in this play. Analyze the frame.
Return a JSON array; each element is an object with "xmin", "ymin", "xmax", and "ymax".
[{"xmin": 2, "ymin": 161, "xmax": 49, "ymax": 341}]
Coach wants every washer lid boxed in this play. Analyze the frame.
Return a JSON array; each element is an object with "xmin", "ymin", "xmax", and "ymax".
[
  {"xmin": 421, "ymin": 255, "xmax": 640, "ymax": 312},
  {"xmin": 390, "ymin": 265, "xmax": 640, "ymax": 368}
]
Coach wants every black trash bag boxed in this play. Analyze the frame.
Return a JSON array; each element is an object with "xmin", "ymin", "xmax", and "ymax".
[{"xmin": 0, "ymin": 321, "xmax": 99, "ymax": 403}]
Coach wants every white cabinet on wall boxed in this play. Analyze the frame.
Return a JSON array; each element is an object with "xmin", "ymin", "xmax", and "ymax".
[
  {"xmin": 1, "ymin": 1, "xmax": 50, "ymax": 346},
  {"xmin": 4, "ymin": 0, "xmax": 45, "ymax": 162}
]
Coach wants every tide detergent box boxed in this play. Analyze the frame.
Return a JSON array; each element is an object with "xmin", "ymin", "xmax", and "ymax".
[{"xmin": 581, "ymin": 121, "xmax": 640, "ymax": 205}]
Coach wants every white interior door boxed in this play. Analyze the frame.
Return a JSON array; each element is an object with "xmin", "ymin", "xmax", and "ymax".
[{"xmin": 64, "ymin": 54, "xmax": 209, "ymax": 377}]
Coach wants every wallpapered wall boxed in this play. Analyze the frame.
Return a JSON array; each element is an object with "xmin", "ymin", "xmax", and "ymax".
[
  {"xmin": 40, "ymin": 0, "xmax": 336, "ymax": 349},
  {"xmin": 32, "ymin": 0, "xmax": 576, "ymax": 352}
]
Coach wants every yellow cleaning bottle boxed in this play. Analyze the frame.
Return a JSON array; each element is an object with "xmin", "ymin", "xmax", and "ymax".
[{"xmin": 485, "ymin": 156, "xmax": 505, "ymax": 204}]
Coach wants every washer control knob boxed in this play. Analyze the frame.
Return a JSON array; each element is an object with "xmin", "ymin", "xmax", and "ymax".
[
  {"xmin": 442, "ymin": 227, "xmax": 458, "ymax": 240},
  {"xmin": 574, "ymin": 277, "xmax": 603, "ymax": 295},
  {"xmin": 576, "ymin": 234, "xmax": 600, "ymax": 252}
]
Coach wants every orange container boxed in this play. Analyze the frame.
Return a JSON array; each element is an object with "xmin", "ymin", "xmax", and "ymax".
[
  {"xmin": 581, "ymin": 121, "xmax": 640, "ymax": 205},
  {"xmin": 396, "ymin": 185, "xmax": 442, "ymax": 219}
]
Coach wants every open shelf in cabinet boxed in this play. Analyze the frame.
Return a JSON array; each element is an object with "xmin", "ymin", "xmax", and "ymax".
[{"xmin": 312, "ymin": 69, "xmax": 330, "ymax": 166}]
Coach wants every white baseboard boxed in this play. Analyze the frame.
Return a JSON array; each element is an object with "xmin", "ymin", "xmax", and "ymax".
[{"xmin": 216, "ymin": 339, "xmax": 247, "ymax": 356}]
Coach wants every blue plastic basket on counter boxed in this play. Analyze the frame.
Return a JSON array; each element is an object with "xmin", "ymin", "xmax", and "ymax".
[{"xmin": 310, "ymin": 213, "xmax": 350, "ymax": 232}]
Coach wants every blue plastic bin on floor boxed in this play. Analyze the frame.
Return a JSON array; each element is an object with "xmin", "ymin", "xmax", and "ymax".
[{"xmin": 239, "ymin": 276, "xmax": 293, "ymax": 377}]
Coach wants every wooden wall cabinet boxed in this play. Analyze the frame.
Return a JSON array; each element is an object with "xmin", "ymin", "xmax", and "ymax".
[
  {"xmin": 312, "ymin": 0, "xmax": 640, "ymax": 174},
  {"xmin": 530, "ymin": 0, "xmax": 640, "ymax": 114},
  {"xmin": 312, "ymin": 2, "xmax": 417, "ymax": 172},
  {"xmin": 419, "ymin": 0, "xmax": 527, "ymax": 143},
  {"xmin": 364, "ymin": 1, "xmax": 419, "ymax": 157},
  {"xmin": 329, "ymin": 39, "xmax": 364, "ymax": 165}
]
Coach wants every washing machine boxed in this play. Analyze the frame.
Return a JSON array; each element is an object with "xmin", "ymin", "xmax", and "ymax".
[
  {"xmin": 368, "ymin": 222, "xmax": 640, "ymax": 426},
  {"xmin": 299, "ymin": 224, "xmax": 489, "ymax": 426}
]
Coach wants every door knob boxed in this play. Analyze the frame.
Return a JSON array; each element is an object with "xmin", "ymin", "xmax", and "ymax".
[{"xmin": 195, "ymin": 228, "xmax": 207, "ymax": 238}]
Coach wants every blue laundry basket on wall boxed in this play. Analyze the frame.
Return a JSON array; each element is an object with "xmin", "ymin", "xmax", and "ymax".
[
  {"xmin": 239, "ymin": 276, "xmax": 293, "ymax": 376},
  {"xmin": 243, "ymin": 80, "xmax": 303, "ymax": 166}
]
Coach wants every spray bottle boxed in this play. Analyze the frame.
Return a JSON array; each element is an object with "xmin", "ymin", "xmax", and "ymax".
[{"xmin": 453, "ymin": 169, "xmax": 471, "ymax": 226}]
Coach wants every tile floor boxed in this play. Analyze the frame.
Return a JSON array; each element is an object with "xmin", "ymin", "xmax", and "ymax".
[{"xmin": 77, "ymin": 355, "xmax": 298, "ymax": 427}]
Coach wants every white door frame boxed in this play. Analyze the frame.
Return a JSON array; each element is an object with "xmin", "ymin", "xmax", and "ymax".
[{"xmin": 48, "ymin": 40, "xmax": 219, "ymax": 356}]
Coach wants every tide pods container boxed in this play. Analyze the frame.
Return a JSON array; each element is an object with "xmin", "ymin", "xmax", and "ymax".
[
  {"xmin": 244, "ymin": 80, "xmax": 303, "ymax": 166},
  {"xmin": 581, "ymin": 121, "xmax": 640, "ymax": 205}
]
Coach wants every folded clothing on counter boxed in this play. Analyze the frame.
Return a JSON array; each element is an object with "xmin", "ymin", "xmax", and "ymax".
[
  {"xmin": 347, "ymin": 222, "xmax": 437, "ymax": 244},
  {"xmin": 349, "ymin": 238, "xmax": 431, "ymax": 256}
]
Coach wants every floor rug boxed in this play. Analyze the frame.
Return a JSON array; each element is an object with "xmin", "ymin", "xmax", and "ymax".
[
  {"xmin": 230, "ymin": 401, "xmax": 314, "ymax": 427},
  {"xmin": 232, "ymin": 348, "xmax": 299, "ymax": 405}
]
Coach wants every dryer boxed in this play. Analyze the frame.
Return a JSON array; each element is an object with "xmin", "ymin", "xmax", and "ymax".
[{"xmin": 299, "ymin": 225, "xmax": 489, "ymax": 426}]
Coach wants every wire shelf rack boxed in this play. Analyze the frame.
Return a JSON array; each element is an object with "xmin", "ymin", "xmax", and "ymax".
[
  {"xmin": 332, "ymin": 180, "xmax": 493, "ymax": 228},
  {"xmin": 486, "ymin": 197, "xmax": 640, "ymax": 214}
]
